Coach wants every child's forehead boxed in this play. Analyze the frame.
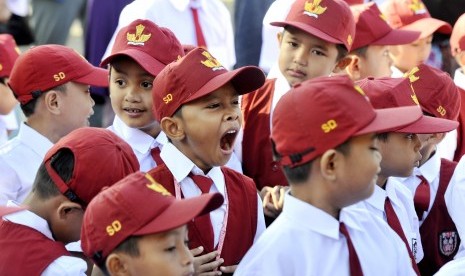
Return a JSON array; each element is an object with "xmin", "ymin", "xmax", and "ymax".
[
  {"xmin": 284, "ymin": 26, "xmax": 337, "ymax": 47},
  {"xmin": 110, "ymin": 57, "xmax": 154, "ymax": 76}
]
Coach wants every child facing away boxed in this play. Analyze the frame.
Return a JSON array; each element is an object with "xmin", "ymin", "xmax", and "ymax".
[
  {"xmin": 345, "ymin": 2, "xmax": 420, "ymax": 80},
  {"xmin": 81, "ymin": 171, "xmax": 224, "ymax": 276},
  {"xmin": 149, "ymin": 47, "xmax": 266, "ymax": 275},
  {"xmin": 235, "ymin": 75, "xmax": 422, "ymax": 275},
  {"xmin": 241, "ymin": 0, "xmax": 356, "ymax": 220},
  {"xmin": 0, "ymin": 44, "xmax": 108, "ymax": 205},
  {"xmin": 0, "ymin": 127, "xmax": 139, "ymax": 275}
]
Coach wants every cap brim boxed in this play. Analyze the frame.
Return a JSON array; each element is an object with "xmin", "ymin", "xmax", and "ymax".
[
  {"xmin": 0, "ymin": 206, "xmax": 25, "ymax": 217},
  {"xmin": 356, "ymin": 105, "xmax": 422, "ymax": 135},
  {"xmin": 100, "ymin": 49, "xmax": 167, "ymax": 76},
  {"xmin": 372, "ymin": 29, "xmax": 420, "ymax": 46},
  {"xmin": 270, "ymin": 21, "xmax": 344, "ymax": 48},
  {"xmin": 133, "ymin": 192, "xmax": 224, "ymax": 235},
  {"xmin": 401, "ymin": 18, "xmax": 452, "ymax": 39},
  {"xmin": 186, "ymin": 66, "xmax": 265, "ymax": 104},
  {"xmin": 395, "ymin": 115, "xmax": 458, "ymax": 134},
  {"xmin": 74, "ymin": 67, "xmax": 109, "ymax": 87}
]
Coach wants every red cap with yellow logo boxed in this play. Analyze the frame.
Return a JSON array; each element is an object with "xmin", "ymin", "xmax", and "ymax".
[
  {"xmin": 8, "ymin": 44, "xmax": 108, "ymax": 105},
  {"xmin": 101, "ymin": 19, "xmax": 183, "ymax": 76},
  {"xmin": 450, "ymin": 13, "xmax": 465, "ymax": 56},
  {"xmin": 403, "ymin": 64, "xmax": 461, "ymax": 121},
  {"xmin": 357, "ymin": 76, "xmax": 458, "ymax": 133},
  {"xmin": 152, "ymin": 47, "xmax": 265, "ymax": 121},
  {"xmin": 271, "ymin": 75, "xmax": 422, "ymax": 168},
  {"xmin": 381, "ymin": 0, "xmax": 451, "ymax": 39},
  {"xmin": 270, "ymin": 0, "xmax": 356, "ymax": 51},
  {"xmin": 350, "ymin": 3, "xmax": 420, "ymax": 50},
  {"xmin": 0, "ymin": 34, "xmax": 20, "ymax": 78},
  {"xmin": 81, "ymin": 171, "xmax": 223, "ymax": 266}
]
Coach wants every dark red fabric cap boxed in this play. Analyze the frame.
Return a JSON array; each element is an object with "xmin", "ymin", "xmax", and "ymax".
[
  {"xmin": 403, "ymin": 64, "xmax": 461, "ymax": 121},
  {"xmin": 8, "ymin": 45, "xmax": 108, "ymax": 105},
  {"xmin": 451, "ymin": 13, "xmax": 465, "ymax": 56},
  {"xmin": 152, "ymin": 47, "xmax": 265, "ymax": 121},
  {"xmin": 0, "ymin": 34, "xmax": 20, "ymax": 78},
  {"xmin": 381, "ymin": 0, "xmax": 452, "ymax": 38},
  {"xmin": 43, "ymin": 127, "xmax": 139, "ymax": 208},
  {"xmin": 101, "ymin": 19, "xmax": 183, "ymax": 76},
  {"xmin": 270, "ymin": 0, "xmax": 356, "ymax": 50},
  {"xmin": 350, "ymin": 3, "xmax": 420, "ymax": 50},
  {"xmin": 357, "ymin": 76, "xmax": 458, "ymax": 133},
  {"xmin": 271, "ymin": 75, "xmax": 422, "ymax": 167},
  {"xmin": 81, "ymin": 171, "xmax": 223, "ymax": 265}
]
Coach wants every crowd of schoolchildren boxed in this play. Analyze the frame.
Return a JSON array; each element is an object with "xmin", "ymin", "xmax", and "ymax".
[{"xmin": 1, "ymin": 0, "xmax": 465, "ymax": 275}]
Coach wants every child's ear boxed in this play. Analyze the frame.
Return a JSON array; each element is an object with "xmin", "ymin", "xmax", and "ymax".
[
  {"xmin": 160, "ymin": 116, "xmax": 185, "ymax": 141},
  {"xmin": 106, "ymin": 253, "xmax": 130, "ymax": 276},
  {"xmin": 344, "ymin": 55, "xmax": 361, "ymax": 80},
  {"xmin": 43, "ymin": 90, "xmax": 61, "ymax": 115},
  {"xmin": 319, "ymin": 149, "xmax": 339, "ymax": 181},
  {"xmin": 430, "ymin": 132, "xmax": 446, "ymax": 144},
  {"xmin": 277, "ymin": 31, "xmax": 283, "ymax": 46},
  {"xmin": 332, "ymin": 56, "xmax": 352, "ymax": 73},
  {"xmin": 57, "ymin": 201, "xmax": 83, "ymax": 220}
]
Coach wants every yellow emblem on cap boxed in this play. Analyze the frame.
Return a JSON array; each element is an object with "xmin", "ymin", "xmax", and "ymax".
[
  {"xmin": 437, "ymin": 106, "xmax": 446, "ymax": 116},
  {"xmin": 322, "ymin": 119, "xmax": 337, "ymax": 133},
  {"xmin": 200, "ymin": 51, "xmax": 224, "ymax": 71},
  {"xmin": 347, "ymin": 35, "xmax": 353, "ymax": 46},
  {"xmin": 145, "ymin": 174, "xmax": 172, "ymax": 196},
  {"xmin": 410, "ymin": 93, "xmax": 420, "ymax": 105},
  {"xmin": 304, "ymin": 0, "xmax": 327, "ymax": 18},
  {"xmin": 127, "ymin": 24, "xmax": 152, "ymax": 46},
  {"xmin": 404, "ymin": 66, "xmax": 420, "ymax": 83},
  {"xmin": 354, "ymin": 85, "xmax": 366, "ymax": 96},
  {"xmin": 106, "ymin": 220, "xmax": 122, "ymax": 236},
  {"xmin": 379, "ymin": 13, "xmax": 387, "ymax": 22},
  {"xmin": 408, "ymin": 0, "xmax": 427, "ymax": 14},
  {"xmin": 0, "ymin": 64, "xmax": 3, "ymax": 72},
  {"xmin": 163, "ymin": 93, "xmax": 173, "ymax": 104}
]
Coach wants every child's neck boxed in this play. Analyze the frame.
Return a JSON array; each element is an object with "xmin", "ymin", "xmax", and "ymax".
[
  {"xmin": 376, "ymin": 174, "xmax": 388, "ymax": 188},
  {"xmin": 290, "ymin": 183, "xmax": 341, "ymax": 219}
]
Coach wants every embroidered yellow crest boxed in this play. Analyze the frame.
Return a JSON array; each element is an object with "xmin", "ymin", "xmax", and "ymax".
[
  {"xmin": 163, "ymin": 93, "xmax": 173, "ymax": 104},
  {"xmin": 304, "ymin": 0, "xmax": 327, "ymax": 18},
  {"xmin": 200, "ymin": 51, "xmax": 224, "ymax": 71},
  {"xmin": 404, "ymin": 67, "xmax": 420, "ymax": 84},
  {"xmin": 408, "ymin": 0, "xmax": 426, "ymax": 14},
  {"xmin": 347, "ymin": 35, "xmax": 353, "ymax": 47},
  {"xmin": 127, "ymin": 24, "xmax": 152, "ymax": 45},
  {"xmin": 145, "ymin": 174, "xmax": 172, "ymax": 196}
]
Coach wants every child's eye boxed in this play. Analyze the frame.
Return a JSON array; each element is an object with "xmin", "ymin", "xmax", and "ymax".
[
  {"xmin": 164, "ymin": 246, "xmax": 176, "ymax": 252},
  {"xmin": 232, "ymin": 98, "xmax": 239, "ymax": 105},
  {"xmin": 311, "ymin": 49, "xmax": 325, "ymax": 56},
  {"xmin": 405, "ymin": 134, "xmax": 414, "ymax": 140},
  {"xmin": 141, "ymin": 81, "xmax": 153, "ymax": 89},
  {"xmin": 207, "ymin": 103, "xmax": 220, "ymax": 109},
  {"xmin": 288, "ymin": 41, "xmax": 298, "ymax": 48},
  {"xmin": 115, "ymin": 79, "xmax": 126, "ymax": 86}
]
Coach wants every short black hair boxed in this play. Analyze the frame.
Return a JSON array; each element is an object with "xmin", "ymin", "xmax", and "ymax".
[
  {"xmin": 350, "ymin": 46, "xmax": 368, "ymax": 58},
  {"xmin": 273, "ymin": 139, "xmax": 352, "ymax": 184},
  {"xmin": 97, "ymin": 236, "xmax": 142, "ymax": 275},
  {"xmin": 31, "ymin": 148, "xmax": 74, "ymax": 200},
  {"xmin": 20, "ymin": 84, "xmax": 67, "ymax": 117},
  {"xmin": 376, "ymin": 132, "xmax": 390, "ymax": 142}
]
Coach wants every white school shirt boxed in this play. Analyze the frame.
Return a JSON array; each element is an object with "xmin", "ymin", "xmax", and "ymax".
[
  {"xmin": 434, "ymin": 256, "xmax": 465, "ymax": 276},
  {"xmin": 160, "ymin": 142, "xmax": 265, "ymax": 246},
  {"xmin": 445, "ymin": 155, "xmax": 465, "ymax": 259},
  {"xmin": 0, "ymin": 123, "xmax": 53, "ymax": 205},
  {"xmin": 107, "ymin": 116, "xmax": 168, "ymax": 172},
  {"xmin": 104, "ymin": 0, "xmax": 235, "ymax": 69},
  {"xmin": 393, "ymin": 153, "xmax": 441, "ymax": 224},
  {"xmin": 235, "ymin": 192, "xmax": 415, "ymax": 276},
  {"xmin": 350, "ymin": 181, "xmax": 423, "ymax": 262},
  {"xmin": 3, "ymin": 201, "xmax": 87, "ymax": 275},
  {"xmin": 0, "ymin": 109, "xmax": 18, "ymax": 145}
]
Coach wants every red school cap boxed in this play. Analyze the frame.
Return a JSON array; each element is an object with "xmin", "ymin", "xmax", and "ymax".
[
  {"xmin": 152, "ymin": 47, "xmax": 265, "ymax": 121},
  {"xmin": 450, "ymin": 13, "xmax": 465, "ymax": 56},
  {"xmin": 0, "ymin": 34, "xmax": 20, "ymax": 78},
  {"xmin": 8, "ymin": 44, "xmax": 108, "ymax": 105},
  {"xmin": 381, "ymin": 0, "xmax": 451, "ymax": 39},
  {"xmin": 270, "ymin": 0, "xmax": 356, "ymax": 51},
  {"xmin": 403, "ymin": 64, "xmax": 461, "ymax": 120},
  {"xmin": 357, "ymin": 77, "xmax": 458, "ymax": 133},
  {"xmin": 81, "ymin": 171, "xmax": 223, "ymax": 265},
  {"xmin": 43, "ymin": 127, "xmax": 139, "ymax": 208},
  {"xmin": 101, "ymin": 19, "xmax": 183, "ymax": 76},
  {"xmin": 350, "ymin": 3, "xmax": 420, "ymax": 51},
  {"xmin": 271, "ymin": 75, "xmax": 422, "ymax": 168}
]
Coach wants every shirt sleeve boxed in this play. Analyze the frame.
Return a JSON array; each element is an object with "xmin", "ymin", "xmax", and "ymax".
[
  {"xmin": 254, "ymin": 193, "xmax": 266, "ymax": 242},
  {"xmin": 42, "ymin": 256, "xmax": 87, "ymax": 276},
  {"xmin": 0, "ymin": 158, "xmax": 21, "ymax": 205}
]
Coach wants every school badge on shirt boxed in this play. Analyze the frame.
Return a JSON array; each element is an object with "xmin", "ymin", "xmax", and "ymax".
[{"xmin": 439, "ymin": 231, "xmax": 459, "ymax": 256}]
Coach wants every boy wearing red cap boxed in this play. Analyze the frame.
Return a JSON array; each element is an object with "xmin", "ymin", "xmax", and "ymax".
[
  {"xmin": 0, "ymin": 127, "xmax": 139, "ymax": 275},
  {"xmin": 0, "ymin": 34, "xmax": 20, "ymax": 145},
  {"xmin": 81, "ymin": 171, "xmax": 223, "ymax": 276},
  {"xmin": 392, "ymin": 64, "xmax": 462, "ymax": 275},
  {"xmin": 150, "ymin": 47, "xmax": 266, "ymax": 275},
  {"xmin": 353, "ymin": 76, "xmax": 459, "ymax": 275},
  {"xmin": 0, "ymin": 44, "xmax": 108, "ymax": 205},
  {"xmin": 236, "ymin": 75, "xmax": 422, "ymax": 275},
  {"xmin": 381, "ymin": 0, "xmax": 452, "ymax": 77},
  {"xmin": 345, "ymin": 3, "xmax": 420, "ymax": 80},
  {"xmin": 450, "ymin": 13, "xmax": 465, "ymax": 161},
  {"xmin": 241, "ymin": 0, "xmax": 355, "ymax": 219}
]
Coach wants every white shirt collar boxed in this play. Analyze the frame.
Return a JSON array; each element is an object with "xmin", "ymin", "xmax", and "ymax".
[
  {"xmin": 4, "ymin": 200, "xmax": 54, "ymax": 241},
  {"xmin": 391, "ymin": 66, "xmax": 404, "ymax": 78},
  {"xmin": 454, "ymin": 68, "xmax": 465, "ymax": 90},
  {"xmin": 282, "ymin": 192, "xmax": 363, "ymax": 239},
  {"xmin": 171, "ymin": 0, "xmax": 205, "ymax": 11},
  {"xmin": 414, "ymin": 153, "xmax": 440, "ymax": 184},
  {"xmin": 18, "ymin": 122, "xmax": 53, "ymax": 157},
  {"xmin": 364, "ymin": 185, "xmax": 387, "ymax": 212}
]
